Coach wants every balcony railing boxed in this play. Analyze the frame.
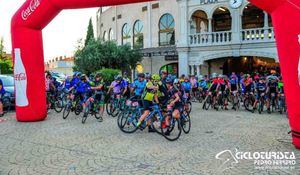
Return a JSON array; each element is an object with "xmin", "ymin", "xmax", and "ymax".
[
  {"xmin": 189, "ymin": 31, "xmax": 232, "ymax": 46},
  {"xmin": 189, "ymin": 27, "xmax": 275, "ymax": 46},
  {"xmin": 241, "ymin": 27, "xmax": 275, "ymax": 43}
]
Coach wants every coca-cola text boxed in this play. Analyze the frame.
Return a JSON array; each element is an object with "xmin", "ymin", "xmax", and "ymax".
[
  {"xmin": 14, "ymin": 73, "xmax": 27, "ymax": 81},
  {"xmin": 21, "ymin": 0, "xmax": 40, "ymax": 20}
]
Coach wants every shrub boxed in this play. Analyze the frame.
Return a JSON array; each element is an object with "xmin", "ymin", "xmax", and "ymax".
[{"xmin": 97, "ymin": 68, "xmax": 120, "ymax": 85}]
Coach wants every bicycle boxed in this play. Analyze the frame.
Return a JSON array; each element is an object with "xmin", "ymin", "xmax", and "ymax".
[
  {"xmin": 82, "ymin": 92, "xmax": 103, "ymax": 124},
  {"xmin": 243, "ymin": 92, "xmax": 255, "ymax": 112}
]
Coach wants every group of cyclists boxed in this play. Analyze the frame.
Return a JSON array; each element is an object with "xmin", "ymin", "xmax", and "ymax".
[{"xmin": 44, "ymin": 69, "xmax": 286, "ymax": 140}]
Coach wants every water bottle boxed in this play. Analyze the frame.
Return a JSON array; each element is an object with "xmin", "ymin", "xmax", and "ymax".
[{"xmin": 14, "ymin": 48, "xmax": 29, "ymax": 107}]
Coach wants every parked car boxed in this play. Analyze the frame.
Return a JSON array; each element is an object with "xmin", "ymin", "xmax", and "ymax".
[{"xmin": 0, "ymin": 75, "xmax": 15, "ymax": 111}]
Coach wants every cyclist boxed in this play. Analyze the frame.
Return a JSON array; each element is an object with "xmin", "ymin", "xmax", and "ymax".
[
  {"xmin": 206, "ymin": 73, "xmax": 220, "ymax": 109},
  {"xmin": 253, "ymin": 77, "xmax": 267, "ymax": 113},
  {"xmin": 267, "ymin": 75, "xmax": 278, "ymax": 113},
  {"xmin": 108, "ymin": 75, "xmax": 125, "ymax": 97},
  {"xmin": 136, "ymin": 74, "xmax": 161, "ymax": 129},
  {"xmin": 0, "ymin": 78, "xmax": 6, "ymax": 116},
  {"xmin": 164, "ymin": 77, "xmax": 183, "ymax": 136},
  {"xmin": 217, "ymin": 75, "xmax": 229, "ymax": 110},
  {"xmin": 145, "ymin": 73, "xmax": 151, "ymax": 82},
  {"xmin": 229, "ymin": 72, "xmax": 239, "ymax": 110},
  {"xmin": 181, "ymin": 76, "xmax": 191, "ymax": 100},
  {"xmin": 91, "ymin": 73, "xmax": 105, "ymax": 121},
  {"xmin": 131, "ymin": 73, "xmax": 147, "ymax": 101},
  {"xmin": 190, "ymin": 75, "xmax": 198, "ymax": 101},
  {"xmin": 73, "ymin": 74, "xmax": 92, "ymax": 103}
]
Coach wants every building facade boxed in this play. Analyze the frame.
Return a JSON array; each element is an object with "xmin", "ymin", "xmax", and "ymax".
[
  {"xmin": 96, "ymin": 0, "xmax": 278, "ymax": 77},
  {"xmin": 45, "ymin": 56, "xmax": 75, "ymax": 76}
]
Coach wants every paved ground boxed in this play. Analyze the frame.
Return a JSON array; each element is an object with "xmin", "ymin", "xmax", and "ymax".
[{"xmin": 0, "ymin": 104, "xmax": 299, "ymax": 175}]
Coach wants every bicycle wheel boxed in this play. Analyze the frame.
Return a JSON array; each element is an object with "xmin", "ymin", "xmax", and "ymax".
[
  {"xmin": 244, "ymin": 98, "xmax": 254, "ymax": 112},
  {"xmin": 258, "ymin": 99, "xmax": 264, "ymax": 114},
  {"xmin": 161, "ymin": 117, "xmax": 182, "ymax": 141},
  {"xmin": 203, "ymin": 96, "xmax": 211, "ymax": 110},
  {"xmin": 106, "ymin": 99, "xmax": 115, "ymax": 116},
  {"xmin": 119, "ymin": 111, "xmax": 139, "ymax": 133},
  {"xmin": 75, "ymin": 103, "xmax": 82, "ymax": 116},
  {"xmin": 54, "ymin": 97, "xmax": 64, "ymax": 113},
  {"xmin": 62, "ymin": 103, "xmax": 71, "ymax": 119},
  {"xmin": 82, "ymin": 106, "xmax": 90, "ymax": 124},
  {"xmin": 181, "ymin": 113, "xmax": 191, "ymax": 134}
]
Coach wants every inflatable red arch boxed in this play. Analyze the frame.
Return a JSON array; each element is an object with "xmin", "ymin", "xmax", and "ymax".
[{"xmin": 11, "ymin": 0, "xmax": 300, "ymax": 148}]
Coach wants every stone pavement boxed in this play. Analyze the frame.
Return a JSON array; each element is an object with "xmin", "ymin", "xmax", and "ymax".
[{"xmin": 0, "ymin": 104, "xmax": 299, "ymax": 175}]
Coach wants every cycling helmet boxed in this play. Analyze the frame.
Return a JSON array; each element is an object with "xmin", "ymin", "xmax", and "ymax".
[
  {"xmin": 77, "ymin": 72, "xmax": 82, "ymax": 77},
  {"xmin": 165, "ymin": 77, "xmax": 173, "ymax": 84},
  {"xmin": 115, "ymin": 75, "xmax": 123, "ymax": 81},
  {"xmin": 152, "ymin": 74, "xmax": 161, "ymax": 81},
  {"xmin": 198, "ymin": 75, "xmax": 204, "ymax": 80},
  {"xmin": 211, "ymin": 73, "xmax": 217, "ymax": 79},
  {"xmin": 184, "ymin": 76, "xmax": 189, "ymax": 80},
  {"xmin": 138, "ymin": 73, "xmax": 145, "ymax": 78},
  {"xmin": 95, "ymin": 72, "xmax": 102, "ymax": 78},
  {"xmin": 145, "ymin": 73, "xmax": 151, "ymax": 79},
  {"xmin": 218, "ymin": 74, "xmax": 224, "ymax": 78},
  {"xmin": 80, "ymin": 74, "xmax": 86, "ymax": 81}
]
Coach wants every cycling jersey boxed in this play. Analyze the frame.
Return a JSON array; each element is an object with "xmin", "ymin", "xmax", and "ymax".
[
  {"xmin": 75, "ymin": 81, "xmax": 91, "ymax": 93},
  {"xmin": 268, "ymin": 81, "xmax": 278, "ymax": 93},
  {"xmin": 210, "ymin": 79, "xmax": 219, "ymax": 91},
  {"xmin": 181, "ymin": 82, "xmax": 191, "ymax": 92},
  {"xmin": 64, "ymin": 79, "xmax": 72, "ymax": 89},
  {"xmin": 167, "ymin": 87, "xmax": 183, "ymax": 109},
  {"xmin": 190, "ymin": 78, "xmax": 198, "ymax": 88},
  {"xmin": 0, "ymin": 79, "xmax": 5, "ymax": 95},
  {"xmin": 256, "ymin": 82, "xmax": 266, "ymax": 93},
  {"xmin": 198, "ymin": 81, "xmax": 207, "ymax": 89},
  {"xmin": 218, "ymin": 79, "xmax": 227, "ymax": 92},
  {"xmin": 132, "ymin": 79, "xmax": 147, "ymax": 96},
  {"xmin": 71, "ymin": 77, "xmax": 80, "ymax": 87},
  {"xmin": 110, "ymin": 81, "xmax": 124, "ymax": 94}
]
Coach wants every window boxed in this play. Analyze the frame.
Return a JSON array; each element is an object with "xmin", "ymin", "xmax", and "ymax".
[
  {"xmin": 212, "ymin": 7, "xmax": 232, "ymax": 32},
  {"xmin": 133, "ymin": 20, "xmax": 144, "ymax": 48},
  {"xmin": 103, "ymin": 31, "xmax": 108, "ymax": 41},
  {"xmin": 159, "ymin": 13, "xmax": 175, "ymax": 46},
  {"xmin": 108, "ymin": 28, "xmax": 114, "ymax": 41},
  {"xmin": 122, "ymin": 23, "xmax": 131, "ymax": 45}
]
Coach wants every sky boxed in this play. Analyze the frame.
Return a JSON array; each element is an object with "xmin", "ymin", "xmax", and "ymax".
[{"xmin": 0, "ymin": 0, "xmax": 99, "ymax": 61}]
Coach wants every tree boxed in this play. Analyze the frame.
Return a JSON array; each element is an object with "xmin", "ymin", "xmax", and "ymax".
[
  {"xmin": 0, "ymin": 38, "xmax": 13, "ymax": 74},
  {"xmin": 74, "ymin": 39, "xmax": 142, "ymax": 75},
  {"xmin": 84, "ymin": 18, "xmax": 95, "ymax": 46}
]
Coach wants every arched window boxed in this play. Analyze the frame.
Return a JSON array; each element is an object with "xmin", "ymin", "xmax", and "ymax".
[
  {"xmin": 159, "ymin": 13, "xmax": 175, "ymax": 46},
  {"xmin": 133, "ymin": 20, "xmax": 144, "ymax": 48},
  {"xmin": 108, "ymin": 28, "xmax": 114, "ymax": 41},
  {"xmin": 122, "ymin": 23, "xmax": 131, "ymax": 45},
  {"xmin": 212, "ymin": 7, "xmax": 232, "ymax": 32},
  {"xmin": 103, "ymin": 31, "xmax": 107, "ymax": 41},
  {"xmin": 190, "ymin": 10, "xmax": 208, "ymax": 33},
  {"xmin": 242, "ymin": 4, "xmax": 264, "ymax": 29}
]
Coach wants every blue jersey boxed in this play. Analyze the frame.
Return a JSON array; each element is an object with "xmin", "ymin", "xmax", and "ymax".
[
  {"xmin": 71, "ymin": 77, "xmax": 80, "ymax": 87},
  {"xmin": 256, "ymin": 82, "xmax": 266, "ymax": 93},
  {"xmin": 75, "ymin": 82, "xmax": 91, "ymax": 93},
  {"xmin": 198, "ymin": 81, "xmax": 207, "ymax": 89},
  {"xmin": 64, "ymin": 79, "xmax": 72, "ymax": 89},
  {"xmin": 132, "ymin": 80, "xmax": 147, "ymax": 96},
  {"xmin": 181, "ymin": 82, "xmax": 191, "ymax": 91},
  {"xmin": 0, "ymin": 79, "xmax": 5, "ymax": 95}
]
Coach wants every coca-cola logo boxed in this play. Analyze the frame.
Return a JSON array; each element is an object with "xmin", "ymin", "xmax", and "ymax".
[
  {"xmin": 14, "ymin": 73, "xmax": 27, "ymax": 81},
  {"xmin": 21, "ymin": 0, "xmax": 41, "ymax": 20}
]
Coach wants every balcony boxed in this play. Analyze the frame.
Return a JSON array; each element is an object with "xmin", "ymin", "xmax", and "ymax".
[
  {"xmin": 189, "ymin": 27, "xmax": 275, "ymax": 47},
  {"xmin": 241, "ymin": 27, "xmax": 275, "ymax": 43}
]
